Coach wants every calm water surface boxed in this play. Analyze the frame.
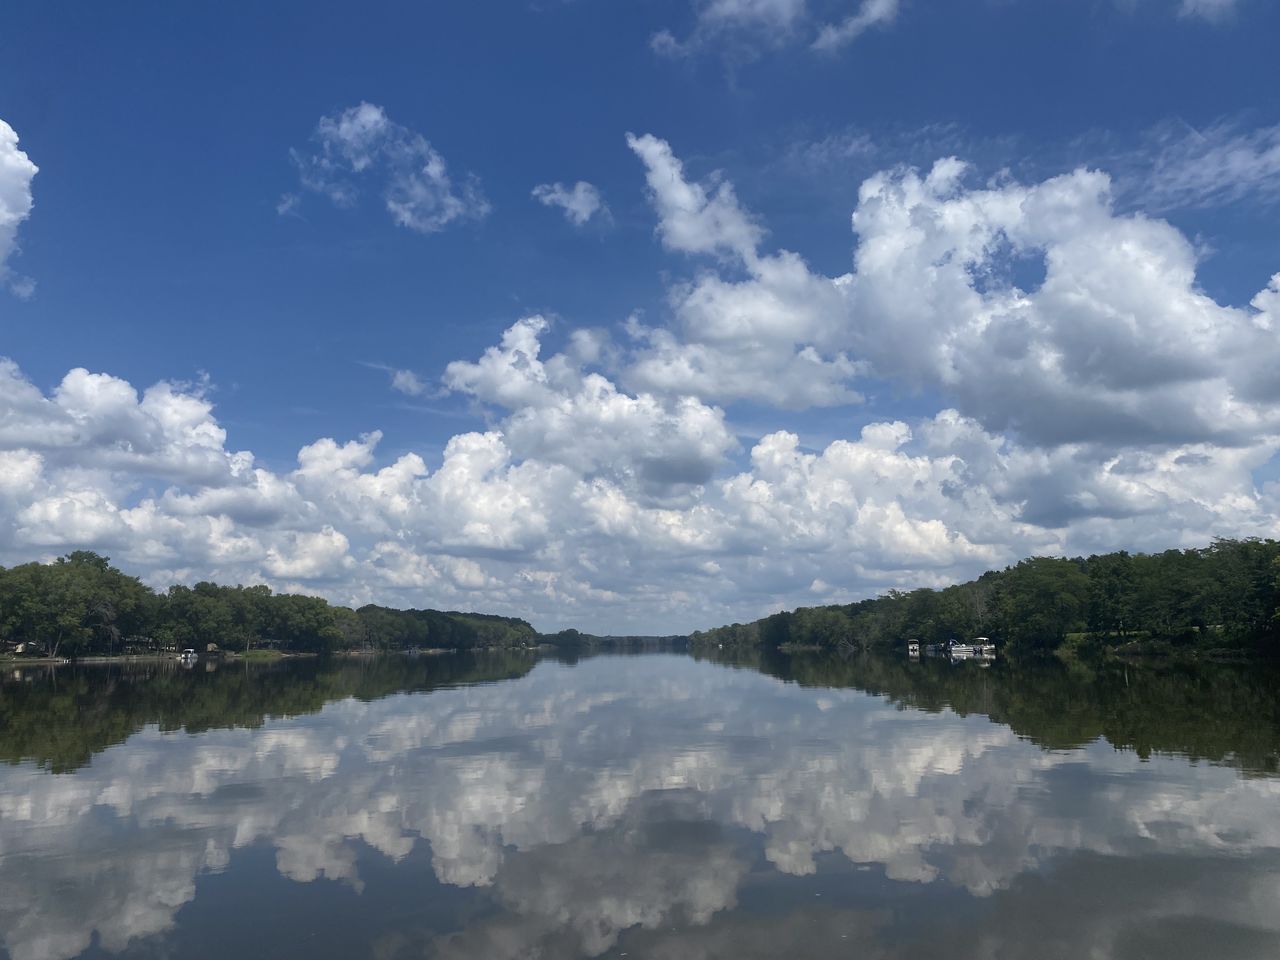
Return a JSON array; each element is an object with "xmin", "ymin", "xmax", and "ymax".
[{"xmin": 2, "ymin": 651, "xmax": 1279, "ymax": 960}]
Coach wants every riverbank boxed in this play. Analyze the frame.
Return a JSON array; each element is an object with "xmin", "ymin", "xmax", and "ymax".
[
  {"xmin": 0, "ymin": 650, "xmax": 322, "ymax": 667},
  {"xmin": 1, "ymin": 646, "xmax": 537, "ymax": 668}
]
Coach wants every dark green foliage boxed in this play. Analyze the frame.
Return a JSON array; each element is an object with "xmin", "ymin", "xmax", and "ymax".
[
  {"xmin": 539, "ymin": 629, "xmax": 688, "ymax": 657},
  {"xmin": 691, "ymin": 538, "xmax": 1280, "ymax": 657},
  {"xmin": 0, "ymin": 552, "xmax": 536, "ymax": 658},
  {"xmin": 0, "ymin": 552, "xmax": 152, "ymax": 658},
  {"xmin": 352, "ymin": 604, "xmax": 538, "ymax": 651}
]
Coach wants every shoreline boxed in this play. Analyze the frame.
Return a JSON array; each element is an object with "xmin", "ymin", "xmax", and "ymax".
[
  {"xmin": 0, "ymin": 651, "xmax": 322, "ymax": 667},
  {"xmin": 7, "ymin": 641, "xmax": 1277, "ymax": 670},
  {"xmin": 0, "ymin": 646, "xmax": 543, "ymax": 668}
]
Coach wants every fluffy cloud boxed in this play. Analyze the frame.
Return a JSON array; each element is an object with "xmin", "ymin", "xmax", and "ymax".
[
  {"xmin": 845, "ymin": 160, "xmax": 1280, "ymax": 448},
  {"xmin": 0, "ymin": 118, "xmax": 37, "ymax": 298},
  {"xmin": 532, "ymin": 180, "xmax": 610, "ymax": 226},
  {"xmin": 389, "ymin": 368, "xmax": 428, "ymax": 396},
  {"xmin": 623, "ymin": 133, "xmax": 862, "ymax": 409},
  {"xmin": 627, "ymin": 133, "xmax": 763, "ymax": 257},
  {"xmin": 621, "ymin": 135, "xmax": 1280, "ymax": 452},
  {"xmin": 286, "ymin": 102, "xmax": 489, "ymax": 233},
  {"xmin": 444, "ymin": 315, "xmax": 737, "ymax": 493},
  {"xmin": 0, "ymin": 361, "xmax": 240, "ymax": 485}
]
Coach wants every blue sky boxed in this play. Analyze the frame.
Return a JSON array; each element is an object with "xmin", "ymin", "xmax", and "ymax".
[{"xmin": 2, "ymin": 0, "xmax": 1280, "ymax": 631}]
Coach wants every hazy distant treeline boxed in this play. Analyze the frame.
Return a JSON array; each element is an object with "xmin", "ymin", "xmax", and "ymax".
[
  {"xmin": 0, "ymin": 551, "xmax": 537, "ymax": 658},
  {"xmin": 690, "ymin": 539, "xmax": 1280, "ymax": 657}
]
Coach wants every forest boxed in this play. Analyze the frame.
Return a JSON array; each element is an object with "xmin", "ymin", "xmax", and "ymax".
[
  {"xmin": 0, "ymin": 551, "xmax": 538, "ymax": 658},
  {"xmin": 690, "ymin": 538, "xmax": 1280, "ymax": 658}
]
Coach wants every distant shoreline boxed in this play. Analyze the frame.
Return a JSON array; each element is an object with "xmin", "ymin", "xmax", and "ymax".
[
  {"xmin": 0, "ymin": 646, "xmax": 545, "ymax": 668},
  {"xmin": 1, "ymin": 651, "xmax": 321, "ymax": 666}
]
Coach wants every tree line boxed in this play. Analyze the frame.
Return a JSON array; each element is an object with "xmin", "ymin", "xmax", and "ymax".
[
  {"xmin": 690, "ymin": 538, "xmax": 1280, "ymax": 657},
  {"xmin": 0, "ymin": 551, "xmax": 538, "ymax": 658}
]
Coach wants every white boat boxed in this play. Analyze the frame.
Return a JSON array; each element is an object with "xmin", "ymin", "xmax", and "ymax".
[{"xmin": 178, "ymin": 648, "xmax": 198, "ymax": 662}]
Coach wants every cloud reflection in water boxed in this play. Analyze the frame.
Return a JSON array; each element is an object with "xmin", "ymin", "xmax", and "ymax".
[{"xmin": 1, "ymin": 655, "xmax": 1278, "ymax": 960}]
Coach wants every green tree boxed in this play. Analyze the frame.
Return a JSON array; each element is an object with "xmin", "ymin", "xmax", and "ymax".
[
  {"xmin": 268, "ymin": 594, "xmax": 341, "ymax": 653},
  {"xmin": 1086, "ymin": 551, "xmax": 1135, "ymax": 639}
]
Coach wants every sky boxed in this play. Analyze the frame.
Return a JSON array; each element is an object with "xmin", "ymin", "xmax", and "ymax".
[{"xmin": 1, "ymin": 0, "xmax": 1279, "ymax": 633}]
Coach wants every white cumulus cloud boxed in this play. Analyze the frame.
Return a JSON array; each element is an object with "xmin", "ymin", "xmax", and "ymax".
[
  {"xmin": 618, "ymin": 134, "xmax": 1280, "ymax": 452},
  {"xmin": 844, "ymin": 158, "xmax": 1280, "ymax": 448},
  {"xmin": 287, "ymin": 102, "xmax": 489, "ymax": 233},
  {"xmin": 622, "ymin": 133, "xmax": 863, "ymax": 409},
  {"xmin": 0, "ymin": 118, "xmax": 38, "ymax": 298},
  {"xmin": 390, "ymin": 368, "xmax": 428, "ymax": 396},
  {"xmin": 532, "ymin": 180, "xmax": 610, "ymax": 226},
  {"xmin": 444, "ymin": 315, "xmax": 737, "ymax": 493}
]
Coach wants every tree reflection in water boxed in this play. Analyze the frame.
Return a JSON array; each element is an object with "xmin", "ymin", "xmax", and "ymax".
[{"xmin": 0, "ymin": 651, "xmax": 1277, "ymax": 960}]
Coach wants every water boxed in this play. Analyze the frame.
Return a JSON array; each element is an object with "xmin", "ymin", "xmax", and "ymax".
[{"xmin": 1, "ymin": 651, "xmax": 1278, "ymax": 960}]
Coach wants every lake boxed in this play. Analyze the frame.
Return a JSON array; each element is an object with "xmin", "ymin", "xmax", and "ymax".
[{"xmin": 2, "ymin": 651, "xmax": 1279, "ymax": 960}]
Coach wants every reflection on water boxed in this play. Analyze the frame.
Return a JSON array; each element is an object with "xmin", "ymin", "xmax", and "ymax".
[{"xmin": 1, "ymin": 652, "xmax": 1278, "ymax": 960}]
